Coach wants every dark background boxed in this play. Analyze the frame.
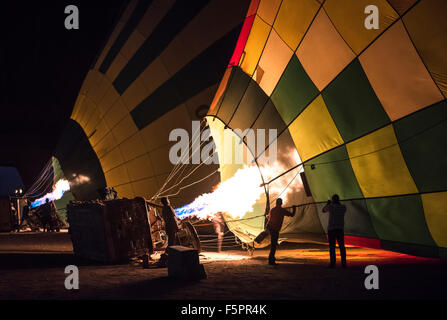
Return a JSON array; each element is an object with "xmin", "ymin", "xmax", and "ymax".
[{"xmin": 0, "ymin": 1, "xmax": 128, "ymax": 188}]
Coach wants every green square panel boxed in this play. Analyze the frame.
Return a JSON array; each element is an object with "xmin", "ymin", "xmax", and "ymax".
[
  {"xmin": 366, "ymin": 195, "xmax": 436, "ymax": 247},
  {"xmin": 393, "ymin": 100, "xmax": 447, "ymax": 193},
  {"xmin": 304, "ymin": 145, "xmax": 363, "ymax": 202},
  {"xmin": 271, "ymin": 55, "xmax": 319, "ymax": 125},
  {"xmin": 217, "ymin": 67, "xmax": 252, "ymax": 124},
  {"xmin": 230, "ymin": 80, "xmax": 269, "ymax": 130},
  {"xmin": 252, "ymin": 100, "xmax": 287, "ymax": 133},
  {"xmin": 321, "ymin": 59, "xmax": 390, "ymax": 142},
  {"xmin": 317, "ymin": 199, "xmax": 378, "ymax": 239},
  {"xmin": 253, "ymin": 101, "xmax": 300, "ymax": 172}
]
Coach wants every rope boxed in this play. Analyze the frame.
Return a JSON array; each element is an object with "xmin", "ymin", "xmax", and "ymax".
[
  {"xmin": 159, "ymin": 169, "xmax": 219, "ymax": 199},
  {"xmin": 150, "ymin": 119, "xmax": 210, "ymax": 200},
  {"xmin": 259, "ymin": 111, "xmax": 447, "ymax": 188},
  {"xmin": 25, "ymin": 160, "xmax": 54, "ymax": 196},
  {"xmin": 25, "ymin": 159, "xmax": 52, "ymax": 191},
  {"xmin": 269, "ymin": 164, "xmax": 303, "ymax": 204},
  {"xmin": 156, "ymin": 152, "xmax": 215, "ymax": 198}
]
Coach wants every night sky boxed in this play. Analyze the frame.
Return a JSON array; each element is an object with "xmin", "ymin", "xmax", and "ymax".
[{"xmin": 0, "ymin": 1, "xmax": 128, "ymax": 188}]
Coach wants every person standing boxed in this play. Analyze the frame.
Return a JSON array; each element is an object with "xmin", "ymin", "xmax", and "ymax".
[
  {"xmin": 10, "ymin": 202, "xmax": 18, "ymax": 232},
  {"xmin": 212, "ymin": 212, "xmax": 225, "ymax": 253},
  {"xmin": 41, "ymin": 198, "xmax": 52, "ymax": 232},
  {"xmin": 322, "ymin": 194, "xmax": 347, "ymax": 268},
  {"xmin": 160, "ymin": 197, "xmax": 179, "ymax": 247},
  {"xmin": 266, "ymin": 198, "xmax": 296, "ymax": 265},
  {"xmin": 18, "ymin": 201, "xmax": 31, "ymax": 230},
  {"xmin": 111, "ymin": 187, "xmax": 118, "ymax": 199},
  {"xmin": 48, "ymin": 200, "xmax": 60, "ymax": 232}
]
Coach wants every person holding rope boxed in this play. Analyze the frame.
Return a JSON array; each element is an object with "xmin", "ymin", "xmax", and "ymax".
[{"xmin": 266, "ymin": 198, "xmax": 296, "ymax": 265}]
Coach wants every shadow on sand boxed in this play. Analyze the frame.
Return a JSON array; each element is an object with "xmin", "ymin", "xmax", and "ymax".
[{"xmin": 0, "ymin": 253, "xmax": 115, "ymax": 270}]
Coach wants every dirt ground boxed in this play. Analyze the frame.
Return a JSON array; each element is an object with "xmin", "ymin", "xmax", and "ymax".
[{"xmin": 0, "ymin": 232, "xmax": 446, "ymax": 300}]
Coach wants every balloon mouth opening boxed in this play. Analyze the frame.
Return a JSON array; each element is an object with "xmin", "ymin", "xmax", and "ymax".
[{"xmin": 173, "ymin": 116, "xmax": 304, "ymax": 227}]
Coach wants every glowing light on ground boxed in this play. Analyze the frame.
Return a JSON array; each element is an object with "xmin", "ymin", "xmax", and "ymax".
[
  {"xmin": 200, "ymin": 252, "xmax": 250, "ymax": 262},
  {"xmin": 31, "ymin": 179, "xmax": 70, "ymax": 208}
]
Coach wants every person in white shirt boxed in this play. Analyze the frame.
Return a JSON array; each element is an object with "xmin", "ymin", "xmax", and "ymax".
[
  {"xmin": 212, "ymin": 212, "xmax": 225, "ymax": 253},
  {"xmin": 10, "ymin": 202, "xmax": 17, "ymax": 231},
  {"xmin": 322, "ymin": 194, "xmax": 347, "ymax": 268}
]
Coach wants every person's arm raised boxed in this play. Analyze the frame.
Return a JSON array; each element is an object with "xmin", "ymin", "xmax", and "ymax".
[
  {"xmin": 283, "ymin": 206, "xmax": 296, "ymax": 217},
  {"xmin": 291, "ymin": 205, "xmax": 297, "ymax": 217},
  {"xmin": 322, "ymin": 200, "xmax": 331, "ymax": 213}
]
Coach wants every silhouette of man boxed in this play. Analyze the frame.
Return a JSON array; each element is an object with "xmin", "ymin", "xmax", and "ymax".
[
  {"xmin": 322, "ymin": 194, "xmax": 347, "ymax": 268},
  {"xmin": 48, "ymin": 200, "xmax": 59, "ymax": 232},
  {"xmin": 10, "ymin": 202, "xmax": 17, "ymax": 231},
  {"xmin": 19, "ymin": 200, "xmax": 31, "ymax": 230},
  {"xmin": 111, "ymin": 187, "xmax": 118, "ymax": 199},
  {"xmin": 41, "ymin": 198, "xmax": 52, "ymax": 232},
  {"xmin": 160, "ymin": 197, "xmax": 179, "ymax": 247},
  {"xmin": 267, "ymin": 198, "xmax": 296, "ymax": 265},
  {"xmin": 212, "ymin": 212, "xmax": 225, "ymax": 253}
]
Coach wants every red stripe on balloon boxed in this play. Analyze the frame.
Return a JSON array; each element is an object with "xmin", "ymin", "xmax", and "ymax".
[
  {"xmin": 246, "ymin": 0, "xmax": 260, "ymax": 17},
  {"xmin": 228, "ymin": 15, "xmax": 255, "ymax": 68},
  {"xmin": 344, "ymin": 235, "xmax": 382, "ymax": 249}
]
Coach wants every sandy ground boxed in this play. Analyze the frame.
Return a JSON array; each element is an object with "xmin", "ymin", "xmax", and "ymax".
[{"xmin": 0, "ymin": 232, "xmax": 446, "ymax": 300}]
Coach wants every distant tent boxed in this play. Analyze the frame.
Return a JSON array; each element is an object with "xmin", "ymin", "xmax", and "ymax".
[
  {"xmin": 0, "ymin": 167, "xmax": 24, "ymax": 231},
  {"xmin": 0, "ymin": 167, "xmax": 24, "ymax": 197}
]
